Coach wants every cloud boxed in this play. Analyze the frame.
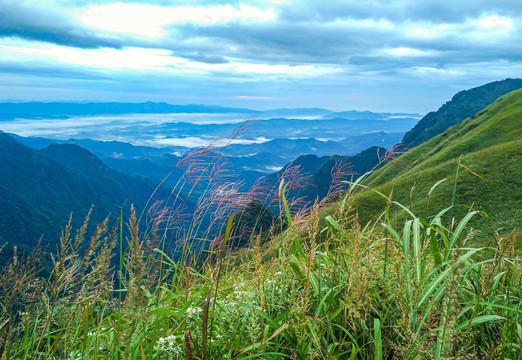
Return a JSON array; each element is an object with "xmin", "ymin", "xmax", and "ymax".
[
  {"xmin": 3, "ymin": 0, "xmax": 521, "ymax": 69},
  {"xmin": 235, "ymin": 96, "xmax": 275, "ymax": 100},
  {"xmin": 76, "ymin": 3, "xmax": 276, "ymax": 38},
  {"xmin": 153, "ymin": 136, "xmax": 270, "ymax": 148},
  {"xmin": 0, "ymin": 0, "xmax": 521, "ymax": 113},
  {"xmin": 0, "ymin": 0, "xmax": 121, "ymax": 48}
]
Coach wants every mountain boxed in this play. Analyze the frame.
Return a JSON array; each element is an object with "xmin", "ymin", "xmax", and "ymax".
[
  {"xmin": 293, "ymin": 147, "xmax": 388, "ymax": 202},
  {"xmin": 350, "ymin": 88, "xmax": 522, "ymax": 241},
  {"xmin": 223, "ymin": 138, "xmax": 348, "ymax": 160},
  {"xmin": 0, "ymin": 102, "xmax": 419, "ymax": 121},
  {"xmin": 0, "ymin": 102, "xmax": 256, "ymax": 119},
  {"xmin": 340, "ymin": 131, "xmax": 404, "ymax": 155},
  {"xmin": 0, "ymin": 133, "xmax": 169, "ymax": 260},
  {"xmin": 9, "ymin": 134, "xmax": 172, "ymax": 159},
  {"xmin": 401, "ymin": 78, "xmax": 522, "ymax": 148},
  {"xmin": 264, "ymin": 147, "xmax": 387, "ymax": 205}
]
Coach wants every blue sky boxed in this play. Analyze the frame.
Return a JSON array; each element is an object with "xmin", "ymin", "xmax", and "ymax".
[{"xmin": 0, "ymin": 0, "xmax": 521, "ymax": 113}]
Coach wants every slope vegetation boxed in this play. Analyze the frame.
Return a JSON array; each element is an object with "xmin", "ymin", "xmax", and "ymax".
[{"xmin": 352, "ymin": 88, "xmax": 522, "ymax": 241}]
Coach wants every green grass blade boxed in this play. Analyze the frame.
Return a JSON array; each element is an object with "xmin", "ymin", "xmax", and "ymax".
[
  {"xmin": 374, "ymin": 318, "xmax": 383, "ymax": 360},
  {"xmin": 418, "ymin": 249, "xmax": 481, "ymax": 308},
  {"xmin": 458, "ymin": 315, "xmax": 505, "ymax": 331},
  {"xmin": 429, "ymin": 228, "xmax": 443, "ymax": 267},
  {"xmin": 281, "ymin": 183, "xmax": 293, "ymax": 228},
  {"xmin": 402, "ymin": 220, "xmax": 412, "ymax": 260},
  {"xmin": 412, "ymin": 218, "xmax": 422, "ymax": 281},
  {"xmin": 449, "ymin": 211, "xmax": 478, "ymax": 249},
  {"xmin": 222, "ymin": 214, "xmax": 235, "ymax": 252},
  {"xmin": 428, "ymin": 178, "xmax": 448, "ymax": 197}
]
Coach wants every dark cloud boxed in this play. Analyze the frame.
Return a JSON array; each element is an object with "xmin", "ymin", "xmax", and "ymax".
[
  {"xmin": 0, "ymin": 1, "xmax": 121, "ymax": 48},
  {"xmin": 174, "ymin": 22, "xmax": 377, "ymax": 64},
  {"xmin": 183, "ymin": 52, "xmax": 230, "ymax": 64},
  {"xmin": 2, "ymin": 0, "xmax": 521, "ymax": 70},
  {"xmin": 279, "ymin": 0, "xmax": 522, "ymax": 24}
]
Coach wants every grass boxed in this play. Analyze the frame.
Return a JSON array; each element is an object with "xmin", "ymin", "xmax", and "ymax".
[{"xmin": 0, "ymin": 171, "xmax": 520, "ymax": 359}]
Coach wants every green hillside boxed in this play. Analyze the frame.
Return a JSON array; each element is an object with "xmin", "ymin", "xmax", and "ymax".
[
  {"xmin": 351, "ymin": 88, "xmax": 522, "ymax": 241},
  {"xmin": 0, "ymin": 134, "xmax": 169, "ymax": 260},
  {"xmin": 401, "ymin": 78, "xmax": 522, "ymax": 148}
]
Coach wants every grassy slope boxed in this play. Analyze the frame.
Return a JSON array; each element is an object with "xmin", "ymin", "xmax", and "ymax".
[{"xmin": 351, "ymin": 89, "xmax": 522, "ymax": 241}]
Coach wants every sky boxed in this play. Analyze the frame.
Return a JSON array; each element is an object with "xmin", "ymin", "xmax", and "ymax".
[{"xmin": 0, "ymin": 0, "xmax": 521, "ymax": 113}]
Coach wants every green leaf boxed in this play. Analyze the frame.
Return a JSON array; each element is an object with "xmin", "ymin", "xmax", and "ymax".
[
  {"xmin": 281, "ymin": 183, "xmax": 293, "ymax": 228},
  {"xmin": 459, "ymin": 164, "xmax": 490, "ymax": 182},
  {"xmin": 266, "ymin": 323, "xmax": 289, "ymax": 342},
  {"xmin": 429, "ymin": 229, "xmax": 443, "ymax": 267},
  {"xmin": 222, "ymin": 214, "xmax": 235, "ymax": 252},
  {"xmin": 381, "ymin": 223, "xmax": 400, "ymax": 243},
  {"xmin": 346, "ymin": 171, "xmax": 373, "ymax": 194},
  {"xmin": 402, "ymin": 220, "xmax": 412, "ymax": 260},
  {"xmin": 418, "ymin": 248, "xmax": 481, "ymax": 308},
  {"xmin": 374, "ymin": 318, "xmax": 383, "ymax": 360},
  {"xmin": 428, "ymin": 178, "xmax": 448, "ymax": 196},
  {"xmin": 412, "ymin": 218, "xmax": 422, "ymax": 281},
  {"xmin": 325, "ymin": 215, "xmax": 341, "ymax": 237},
  {"xmin": 309, "ymin": 272, "xmax": 320, "ymax": 295},
  {"xmin": 449, "ymin": 211, "xmax": 478, "ymax": 249},
  {"xmin": 149, "ymin": 309, "xmax": 182, "ymax": 318},
  {"xmin": 391, "ymin": 200, "xmax": 416, "ymax": 219},
  {"xmin": 458, "ymin": 315, "xmax": 505, "ymax": 330}
]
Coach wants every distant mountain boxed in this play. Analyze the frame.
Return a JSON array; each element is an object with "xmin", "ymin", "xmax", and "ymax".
[
  {"xmin": 238, "ymin": 117, "xmax": 417, "ymax": 139},
  {"xmin": 224, "ymin": 138, "xmax": 348, "ymax": 160},
  {"xmin": 9, "ymin": 134, "xmax": 278, "ymax": 187},
  {"xmin": 257, "ymin": 108, "xmax": 334, "ymax": 118},
  {"xmin": 103, "ymin": 156, "xmax": 182, "ymax": 186},
  {"xmin": 0, "ymin": 133, "xmax": 169, "ymax": 260},
  {"xmin": 265, "ymin": 147, "xmax": 387, "ymax": 204},
  {"xmin": 103, "ymin": 152, "xmax": 275, "ymax": 188},
  {"xmin": 223, "ymin": 132, "xmax": 404, "ymax": 164},
  {"xmin": 0, "ymin": 102, "xmax": 420, "ymax": 122},
  {"xmin": 401, "ymin": 78, "xmax": 522, "ymax": 148},
  {"xmin": 0, "ymin": 102, "xmax": 256, "ymax": 119},
  {"xmin": 9, "ymin": 134, "xmax": 170, "ymax": 159},
  {"xmin": 340, "ymin": 132, "xmax": 404, "ymax": 155},
  {"xmin": 352, "ymin": 88, "xmax": 522, "ymax": 241},
  {"xmin": 292, "ymin": 147, "xmax": 387, "ymax": 202}
]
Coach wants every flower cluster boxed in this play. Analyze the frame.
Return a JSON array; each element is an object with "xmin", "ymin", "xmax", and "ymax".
[{"xmin": 156, "ymin": 334, "xmax": 184, "ymax": 358}]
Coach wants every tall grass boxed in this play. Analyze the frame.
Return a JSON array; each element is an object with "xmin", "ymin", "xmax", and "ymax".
[{"xmin": 0, "ymin": 144, "xmax": 520, "ymax": 359}]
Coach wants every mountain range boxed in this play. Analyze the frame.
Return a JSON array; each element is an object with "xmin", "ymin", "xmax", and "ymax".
[{"xmin": 1, "ymin": 78, "xmax": 521, "ymax": 262}]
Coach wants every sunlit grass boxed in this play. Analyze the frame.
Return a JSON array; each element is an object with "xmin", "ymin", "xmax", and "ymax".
[{"xmin": 0, "ymin": 172, "xmax": 520, "ymax": 359}]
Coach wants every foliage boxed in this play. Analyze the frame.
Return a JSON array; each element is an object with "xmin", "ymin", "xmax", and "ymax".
[{"xmin": 0, "ymin": 177, "xmax": 520, "ymax": 359}]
